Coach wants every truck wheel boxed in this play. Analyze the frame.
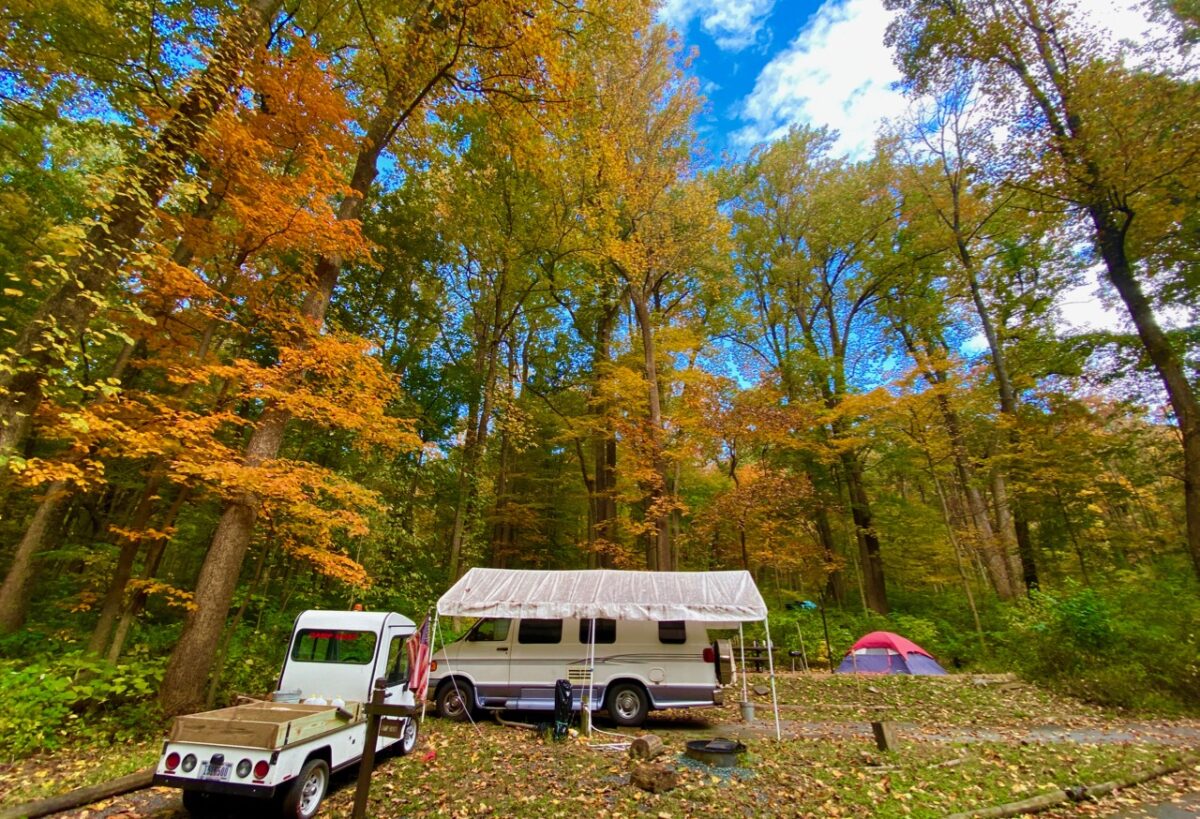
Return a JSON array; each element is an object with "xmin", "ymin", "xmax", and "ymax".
[
  {"xmin": 397, "ymin": 716, "xmax": 419, "ymax": 755},
  {"xmin": 436, "ymin": 681, "xmax": 474, "ymax": 721},
  {"xmin": 606, "ymin": 682, "xmax": 649, "ymax": 727},
  {"xmin": 280, "ymin": 758, "xmax": 328, "ymax": 819}
]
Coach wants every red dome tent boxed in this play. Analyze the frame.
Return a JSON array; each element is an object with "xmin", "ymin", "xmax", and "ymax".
[{"xmin": 835, "ymin": 631, "xmax": 948, "ymax": 675}]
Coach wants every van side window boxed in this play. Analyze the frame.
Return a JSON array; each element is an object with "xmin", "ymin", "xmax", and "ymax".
[
  {"xmin": 467, "ymin": 618, "xmax": 511, "ymax": 642},
  {"xmin": 658, "ymin": 621, "xmax": 687, "ymax": 644},
  {"xmin": 518, "ymin": 618, "xmax": 563, "ymax": 644},
  {"xmin": 578, "ymin": 618, "xmax": 616, "ymax": 644}
]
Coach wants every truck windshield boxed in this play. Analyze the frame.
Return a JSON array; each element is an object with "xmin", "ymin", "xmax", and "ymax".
[{"xmin": 290, "ymin": 629, "xmax": 378, "ymax": 664}]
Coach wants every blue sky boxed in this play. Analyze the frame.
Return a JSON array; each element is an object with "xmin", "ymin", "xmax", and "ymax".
[
  {"xmin": 661, "ymin": 0, "xmax": 1164, "ymax": 163},
  {"xmin": 659, "ymin": 0, "xmax": 1167, "ymax": 334}
]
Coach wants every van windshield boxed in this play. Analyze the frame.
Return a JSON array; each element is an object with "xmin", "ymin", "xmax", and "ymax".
[{"xmin": 464, "ymin": 617, "xmax": 511, "ymax": 642}]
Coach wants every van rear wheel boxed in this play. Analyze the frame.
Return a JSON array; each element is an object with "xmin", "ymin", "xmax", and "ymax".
[
  {"xmin": 436, "ymin": 681, "xmax": 474, "ymax": 721},
  {"xmin": 606, "ymin": 682, "xmax": 648, "ymax": 727}
]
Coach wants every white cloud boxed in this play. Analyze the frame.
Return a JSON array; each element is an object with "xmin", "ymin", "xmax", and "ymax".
[
  {"xmin": 657, "ymin": 0, "xmax": 776, "ymax": 51},
  {"xmin": 734, "ymin": 0, "xmax": 904, "ymax": 157},
  {"xmin": 733, "ymin": 0, "xmax": 1166, "ymax": 159}
]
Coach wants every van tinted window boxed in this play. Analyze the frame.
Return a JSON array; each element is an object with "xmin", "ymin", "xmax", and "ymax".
[
  {"xmin": 518, "ymin": 619, "xmax": 563, "ymax": 644},
  {"xmin": 658, "ymin": 621, "xmax": 687, "ymax": 644},
  {"xmin": 578, "ymin": 618, "xmax": 616, "ymax": 644}
]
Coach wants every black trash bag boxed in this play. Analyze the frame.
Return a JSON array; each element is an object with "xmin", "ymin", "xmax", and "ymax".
[{"xmin": 553, "ymin": 679, "xmax": 572, "ymax": 740}]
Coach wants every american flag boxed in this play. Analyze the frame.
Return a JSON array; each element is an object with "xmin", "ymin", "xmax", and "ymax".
[{"xmin": 407, "ymin": 615, "xmax": 432, "ymax": 701}]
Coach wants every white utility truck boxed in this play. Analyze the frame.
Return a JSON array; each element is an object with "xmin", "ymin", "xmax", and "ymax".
[{"xmin": 153, "ymin": 610, "xmax": 421, "ymax": 818}]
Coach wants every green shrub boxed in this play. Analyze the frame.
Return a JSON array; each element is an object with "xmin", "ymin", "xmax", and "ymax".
[{"xmin": 0, "ymin": 652, "xmax": 164, "ymax": 759}]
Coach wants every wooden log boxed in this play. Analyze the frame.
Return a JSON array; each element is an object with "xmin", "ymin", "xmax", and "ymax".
[
  {"xmin": 0, "ymin": 767, "xmax": 154, "ymax": 819},
  {"xmin": 871, "ymin": 720, "xmax": 899, "ymax": 752},
  {"xmin": 630, "ymin": 762, "xmax": 679, "ymax": 794},
  {"xmin": 629, "ymin": 734, "xmax": 665, "ymax": 760},
  {"xmin": 944, "ymin": 755, "xmax": 1197, "ymax": 819}
]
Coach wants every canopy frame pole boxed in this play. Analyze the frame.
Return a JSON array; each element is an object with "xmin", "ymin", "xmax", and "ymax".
[
  {"xmin": 421, "ymin": 612, "xmax": 439, "ymax": 725},
  {"xmin": 763, "ymin": 617, "xmax": 781, "ymax": 741},
  {"xmin": 737, "ymin": 623, "xmax": 748, "ymax": 704},
  {"xmin": 584, "ymin": 618, "xmax": 596, "ymax": 737}
]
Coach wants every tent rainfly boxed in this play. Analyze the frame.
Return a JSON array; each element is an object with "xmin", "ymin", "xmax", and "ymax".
[{"xmin": 435, "ymin": 568, "xmax": 781, "ymax": 738}]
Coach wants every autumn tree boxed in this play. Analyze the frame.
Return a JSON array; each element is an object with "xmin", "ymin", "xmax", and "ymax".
[{"xmin": 886, "ymin": 0, "xmax": 1200, "ymax": 579}]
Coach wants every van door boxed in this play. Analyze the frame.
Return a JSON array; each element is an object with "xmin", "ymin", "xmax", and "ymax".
[
  {"xmin": 447, "ymin": 617, "xmax": 513, "ymax": 707},
  {"xmin": 508, "ymin": 618, "xmax": 569, "ymax": 710}
]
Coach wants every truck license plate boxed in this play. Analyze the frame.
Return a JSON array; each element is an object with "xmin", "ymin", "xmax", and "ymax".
[{"xmin": 201, "ymin": 763, "xmax": 231, "ymax": 781}]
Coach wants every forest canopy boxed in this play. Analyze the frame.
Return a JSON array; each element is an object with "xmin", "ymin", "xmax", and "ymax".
[{"xmin": 0, "ymin": 0, "xmax": 1197, "ymax": 729}]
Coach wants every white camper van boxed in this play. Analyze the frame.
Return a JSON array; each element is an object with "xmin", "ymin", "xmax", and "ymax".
[{"xmin": 428, "ymin": 616, "xmax": 733, "ymax": 726}]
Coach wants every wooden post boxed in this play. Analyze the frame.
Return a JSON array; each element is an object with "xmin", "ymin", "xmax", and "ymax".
[
  {"xmin": 871, "ymin": 720, "xmax": 898, "ymax": 752},
  {"xmin": 351, "ymin": 681, "xmax": 417, "ymax": 819},
  {"xmin": 351, "ymin": 680, "xmax": 386, "ymax": 819}
]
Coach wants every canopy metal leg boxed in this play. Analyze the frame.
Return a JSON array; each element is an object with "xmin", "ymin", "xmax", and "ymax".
[{"xmin": 763, "ymin": 618, "xmax": 781, "ymax": 740}]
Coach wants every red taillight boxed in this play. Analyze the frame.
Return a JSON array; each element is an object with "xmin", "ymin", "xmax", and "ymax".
[
  {"xmin": 253, "ymin": 760, "xmax": 270, "ymax": 779},
  {"xmin": 165, "ymin": 752, "xmax": 181, "ymax": 771},
  {"xmin": 703, "ymin": 647, "xmax": 715, "ymax": 663}
]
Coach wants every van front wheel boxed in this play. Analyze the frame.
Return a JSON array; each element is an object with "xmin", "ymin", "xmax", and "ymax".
[
  {"xmin": 606, "ymin": 682, "xmax": 648, "ymax": 727},
  {"xmin": 436, "ymin": 681, "xmax": 474, "ymax": 721}
]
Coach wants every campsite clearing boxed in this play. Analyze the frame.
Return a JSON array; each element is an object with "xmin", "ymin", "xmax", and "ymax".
[{"xmin": 4, "ymin": 672, "xmax": 1198, "ymax": 817}]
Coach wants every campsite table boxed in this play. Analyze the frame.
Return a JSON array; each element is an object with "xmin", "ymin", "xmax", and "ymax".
[{"xmin": 740, "ymin": 640, "xmax": 774, "ymax": 672}]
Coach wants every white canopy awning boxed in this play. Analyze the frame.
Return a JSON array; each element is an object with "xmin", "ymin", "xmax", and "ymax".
[{"xmin": 436, "ymin": 568, "xmax": 768, "ymax": 624}]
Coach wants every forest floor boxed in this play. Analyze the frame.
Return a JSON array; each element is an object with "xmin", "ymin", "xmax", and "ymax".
[{"xmin": 3, "ymin": 672, "xmax": 1199, "ymax": 818}]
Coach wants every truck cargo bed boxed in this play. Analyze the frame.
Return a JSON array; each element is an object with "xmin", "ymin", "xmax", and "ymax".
[{"xmin": 168, "ymin": 701, "xmax": 363, "ymax": 749}]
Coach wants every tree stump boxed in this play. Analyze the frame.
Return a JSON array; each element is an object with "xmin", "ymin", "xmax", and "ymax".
[
  {"xmin": 631, "ymin": 762, "xmax": 679, "ymax": 793},
  {"xmin": 872, "ymin": 720, "xmax": 899, "ymax": 752},
  {"xmin": 629, "ymin": 734, "xmax": 665, "ymax": 760}
]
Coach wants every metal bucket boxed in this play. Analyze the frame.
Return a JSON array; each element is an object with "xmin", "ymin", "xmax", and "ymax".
[
  {"xmin": 739, "ymin": 700, "xmax": 755, "ymax": 722},
  {"xmin": 271, "ymin": 689, "xmax": 301, "ymax": 703}
]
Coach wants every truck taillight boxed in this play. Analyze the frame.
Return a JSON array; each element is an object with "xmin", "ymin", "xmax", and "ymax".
[
  {"xmin": 253, "ymin": 760, "xmax": 270, "ymax": 779},
  {"xmin": 165, "ymin": 752, "xmax": 181, "ymax": 771},
  {"xmin": 703, "ymin": 646, "xmax": 715, "ymax": 663}
]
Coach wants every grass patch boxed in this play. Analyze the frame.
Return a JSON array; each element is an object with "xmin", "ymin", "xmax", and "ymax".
[
  {"xmin": 0, "ymin": 740, "xmax": 160, "ymax": 807},
  {"xmin": 322, "ymin": 719, "xmax": 1182, "ymax": 818}
]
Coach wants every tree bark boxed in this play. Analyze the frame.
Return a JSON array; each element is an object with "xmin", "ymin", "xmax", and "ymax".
[
  {"xmin": 840, "ymin": 453, "xmax": 888, "ymax": 614},
  {"xmin": 1090, "ymin": 203, "xmax": 1200, "ymax": 580},
  {"xmin": 630, "ymin": 290, "xmax": 672, "ymax": 572},
  {"xmin": 0, "ymin": 0, "xmax": 282, "ymax": 458},
  {"xmin": 0, "ymin": 481, "xmax": 72, "ymax": 632}
]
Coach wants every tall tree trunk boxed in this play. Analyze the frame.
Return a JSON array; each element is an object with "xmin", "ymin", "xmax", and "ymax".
[
  {"xmin": 0, "ymin": 0, "xmax": 282, "ymax": 457},
  {"xmin": 1091, "ymin": 204, "xmax": 1200, "ymax": 580},
  {"xmin": 630, "ymin": 290, "xmax": 672, "ymax": 572},
  {"xmin": 107, "ymin": 486, "xmax": 190, "ymax": 663},
  {"xmin": 840, "ymin": 453, "xmax": 888, "ymax": 614},
  {"xmin": 813, "ymin": 505, "xmax": 845, "ymax": 604},
  {"xmin": 86, "ymin": 472, "xmax": 164, "ymax": 655},
  {"xmin": 0, "ymin": 481, "xmax": 72, "ymax": 632},
  {"xmin": 961, "ymin": 252, "xmax": 1038, "ymax": 591}
]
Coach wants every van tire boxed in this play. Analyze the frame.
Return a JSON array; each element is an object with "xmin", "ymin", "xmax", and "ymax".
[
  {"xmin": 279, "ymin": 758, "xmax": 328, "ymax": 819},
  {"xmin": 606, "ymin": 682, "xmax": 649, "ymax": 727},
  {"xmin": 436, "ymin": 680, "xmax": 474, "ymax": 721}
]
